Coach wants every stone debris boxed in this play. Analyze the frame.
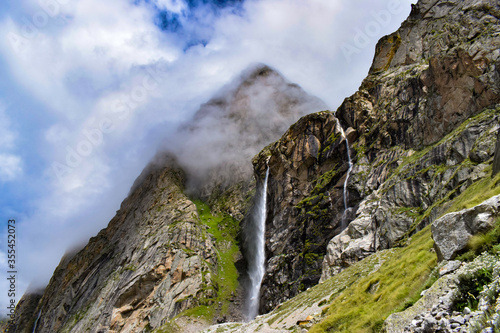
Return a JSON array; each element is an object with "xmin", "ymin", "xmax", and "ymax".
[{"xmin": 384, "ymin": 253, "xmax": 500, "ymax": 333}]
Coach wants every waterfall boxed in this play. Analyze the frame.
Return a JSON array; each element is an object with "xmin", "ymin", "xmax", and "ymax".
[
  {"xmin": 32, "ymin": 311, "xmax": 41, "ymax": 333},
  {"xmin": 336, "ymin": 119, "xmax": 353, "ymax": 229},
  {"xmin": 336, "ymin": 121, "xmax": 353, "ymax": 210},
  {"xmin": 343, "ymin": 135, "xmax": 353, "ymax": 210},
  {"xmin": 246, "ymin": 167, "xmax": 269, "ymax": 320}
]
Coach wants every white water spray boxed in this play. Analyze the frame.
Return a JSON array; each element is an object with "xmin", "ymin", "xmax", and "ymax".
[
  {"xmin": 246, "ymin": 167, "xmax": 269, "ymax": 320},
  {"xmin": 342, "ymin": 134, "xmax": 353, "ymax": 211}
]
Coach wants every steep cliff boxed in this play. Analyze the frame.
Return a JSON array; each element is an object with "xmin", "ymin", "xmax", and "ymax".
[
  {"xmin": 251, "ymin": 0, "xmax": 500, "ymax": 312},
  {"xmin": 22, "ymin": 156, "xmax": 229, "ymax": 332}
]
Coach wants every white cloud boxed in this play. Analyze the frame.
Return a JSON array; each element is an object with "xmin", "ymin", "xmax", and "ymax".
[
  {"xmin": 0, "ymin": 154, "xmax": 22, "ymax": 181},
  {"xmin": 0, "ymin": 103, "xmax": 22, "ymax": 182},
  {"xmin": 154, "ymin": 0, "xmax": 188, "ymax": 13}
]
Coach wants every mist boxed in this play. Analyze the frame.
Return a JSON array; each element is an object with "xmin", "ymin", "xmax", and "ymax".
[{"xmin": 0, "ymin": 0, "xmax": 414, "ymax": 315}]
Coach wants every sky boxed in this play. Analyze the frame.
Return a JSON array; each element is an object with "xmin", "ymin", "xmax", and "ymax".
[{"xmin": 0, "ymin": 0, "xmax": 414, "ymax": 316}]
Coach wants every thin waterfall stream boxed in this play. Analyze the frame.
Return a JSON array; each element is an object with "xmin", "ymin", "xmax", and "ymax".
[
  {"xmin": 246, "ymin": 167, "xmax": 269, "ymax": 320},
  {"xmin": 32, "ymin": 311, "xmax": 41, "ymax": 333},
  {"xmin": 336, "ymin": 118, "xmax": 353, "ymax": 229}
]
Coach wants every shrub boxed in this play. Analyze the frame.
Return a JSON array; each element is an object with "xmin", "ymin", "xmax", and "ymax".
[{"xmin": 453, "ymin": 268, "xmax": 492, "ymax": 311}]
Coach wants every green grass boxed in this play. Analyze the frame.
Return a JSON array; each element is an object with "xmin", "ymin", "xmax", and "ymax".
[
  {"xmin": 178, "ymin": 201, "xmax": 240, "ymax": 321},
  {"xmin": 153, "ymin": 320, "xmax": 181, "ymax": 333},
  {"xmin": 446, "ymin": 169, "xmax": 500, "ymax": 213},
  {"xmin": 308, "ymin": 227, "xmax": 437, "ymax": 333},
  {"xmin": 457, "ymin": 216, "xmax": 500, "ymax": 262}
]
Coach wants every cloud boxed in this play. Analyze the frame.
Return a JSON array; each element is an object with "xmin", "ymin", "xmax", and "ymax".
[
  {"xmin": 0, "ymin": 103, "xmax": 22, "ymax": 182},
  {"xmin": 0, "ymin": 154, "xmax": 22, "ymax": 182},
  {"xmin": 0, "ymin": 0, "xmax": 414, "ymax": 315}
]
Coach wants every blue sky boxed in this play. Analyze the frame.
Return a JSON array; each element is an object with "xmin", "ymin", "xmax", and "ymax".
[{"xmin": 0, "ymin": 0, "xmax": 414, "ymax": 315}]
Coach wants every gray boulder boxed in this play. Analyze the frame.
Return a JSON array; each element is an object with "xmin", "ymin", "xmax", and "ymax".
[{"xmin": 432, "ymin": 195, "xmax": 500, "ymax": 261}]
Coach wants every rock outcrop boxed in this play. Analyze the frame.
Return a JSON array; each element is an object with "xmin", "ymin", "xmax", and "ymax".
[
  {"xmin": 493, "ymin": 129, "xmax": 500, "ymax": 176},
  {"xmin": 433, "ymin": 195, "xmax": 500, "ymax": 261},
  {"xmin": 383, "ymin": 253, "xmax": 500, "ymax": 333},
  {"xmin": 252, "ymin": 111, "xmax": 355, "ymax": 313}
]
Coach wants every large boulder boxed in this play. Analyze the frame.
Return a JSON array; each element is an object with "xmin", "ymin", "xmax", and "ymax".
[{"xmin": 432, "ymin": 195, "xmax": 500, "ymax": 261}]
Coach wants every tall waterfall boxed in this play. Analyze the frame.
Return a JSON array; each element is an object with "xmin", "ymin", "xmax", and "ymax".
[
  {"xmin": 336, "ymin": 120, "xmax": 353, "ymax": 210},
  {"xmin": 342, "ymin": 135, "xmax": 353, "ymax": 210},
  {"xmin": 336, "ymin": 119, "xmax": 353, "ymax": 229},
  {"xmin": 246, "ymin": 167, "xmax": 269, "ymax": 320}
]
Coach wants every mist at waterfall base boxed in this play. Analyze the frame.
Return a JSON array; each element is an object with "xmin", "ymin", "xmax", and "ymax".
[{"xmin": 243, "ymin": 168, "xmax": 270, "ymax": 320}]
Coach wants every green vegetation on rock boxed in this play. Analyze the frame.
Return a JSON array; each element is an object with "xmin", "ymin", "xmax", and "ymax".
[
  {"xmin": 447, "ymin": 170, "xmax": 500, "ymax": 213},
  {"xmin": 457, "ymin": 216, "xmax": 500, "ymax": 262},
  {"xmin": 194, "ymin": 199, "xmax": 240, "ymax": 316},
  {"xmin": 153, "ymin": 200, "xmax": 241, "ymax": 332},
  {"xmin": 309, "ymin": 227, "xmax": 436, "ymax": 333}
]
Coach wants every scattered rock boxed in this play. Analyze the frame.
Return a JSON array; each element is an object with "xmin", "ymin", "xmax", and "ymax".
[{"xmin": 440, "ymin": 261, "xmax": 462, "ymax": 276}]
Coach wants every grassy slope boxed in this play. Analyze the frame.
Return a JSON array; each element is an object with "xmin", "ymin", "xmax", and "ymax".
[
  {"xmin": 309, "ymin": 227, "xmax": 437, "ymax": 333},
  {"xmin": 309, "ymin": 157, "xmax": 500, "ymax": 332},
  {"xmin": 446, "ymin": 169, "xmax": 500, "ymax": 213}
]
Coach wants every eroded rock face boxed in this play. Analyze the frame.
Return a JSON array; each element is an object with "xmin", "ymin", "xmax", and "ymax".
[
  {"xmin": 253, "ymin": 112, "xmax": 357, "ymax": 313},
  {"xmin": 16, "ymin": 155, "xmax": 222, "ymax": 333},
  {"xmin": 320, "ymin": 0, "xmax": 500, "ymax": 281},
  {"xmin": 321, "ymin": 109, "xmax": 499, "ymax": 281},
  {"xmin": 432, "ymin": 195, "xmax": 500, "ymax": 261}
]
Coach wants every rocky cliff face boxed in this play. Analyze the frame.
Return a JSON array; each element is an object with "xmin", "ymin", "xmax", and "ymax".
[
  {"xmin": 23, "ymin": 156, "xmax": 227, "ymax": 332},
  {"xmin": 251, "ymin": 111, "xmax": 353, "ymax": 313},
  {"xmin": 252, "ymin": 0, "xmax": 500, "ymax": 311},
  {"xmin": 320, "ymin": 0, "xmax": 500, "ymax": 281}
]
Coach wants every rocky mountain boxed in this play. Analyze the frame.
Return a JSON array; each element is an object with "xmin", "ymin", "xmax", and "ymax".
[
  {"xmin": 8, "ymin": 66, "xmax": 327, "ymax": 333},
  {"xmin": 250, "ymin": 0, "xmax": 500, "ymax": 313},
  {"xmin": 9, "ymin": 0, "xmax": 500, "ymax": 332}
]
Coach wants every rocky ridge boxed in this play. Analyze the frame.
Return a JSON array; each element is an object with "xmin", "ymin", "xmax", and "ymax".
[
  {"xmin": 21, "ymin": 157, "xmax": 227, "ymax": 332},
  {"xmin": 321, "ymin": 0, "xmax": 500, "ymax": 281}
]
